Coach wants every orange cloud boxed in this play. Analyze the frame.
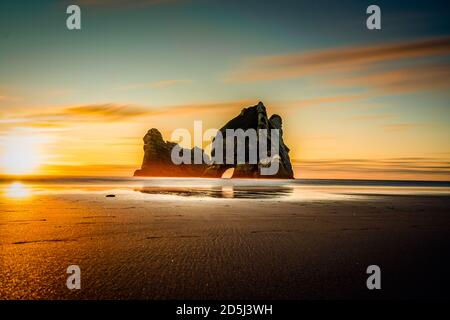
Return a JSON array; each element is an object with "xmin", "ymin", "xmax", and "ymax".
[
  {"xmin": 329, "ymin": 63, "xmax": 450, "ymax": 94},
  {"xmin": 226, "ymin": 36, "xmax": 450, "ymax": 82},
  {"xmin": 0, "ymin": 99, "xmax": 256, "ymax": 134},
  {"xmin": 0, "ymin": 104, "xmax": 154, "ymax": 135},
  {"xmin": 292, "ymin": 158, "xmax": 450, "ymax": 180},
  {"xmin": 65, "ymin": 104, "xmax": 150, "ymax": 119},
  {"xmin": 2, "ymin": 96, "xmax": 376, "ymax": 136}
]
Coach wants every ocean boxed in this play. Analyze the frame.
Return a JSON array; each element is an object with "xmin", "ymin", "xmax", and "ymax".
[{"xmin": 1, "ymin": 177, "xmax": 449, "ymax": 200}]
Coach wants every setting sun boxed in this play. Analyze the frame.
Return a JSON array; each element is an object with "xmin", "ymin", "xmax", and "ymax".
[{"xmin": 0, "ymin": 135, "xmax": 45, "ymax": 175}]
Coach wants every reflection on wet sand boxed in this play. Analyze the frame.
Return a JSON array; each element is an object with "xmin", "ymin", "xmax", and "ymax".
[
  {"xmin": 4, "ymin": 182, "xmax": 31, "ymax": 199},
  {"xmin": 136, "ymin": 185, "xmax": 294, "ymax": 199},
  {"xmin": 1, "ymin": 178, "xmax": 450, "ymax": 300}
]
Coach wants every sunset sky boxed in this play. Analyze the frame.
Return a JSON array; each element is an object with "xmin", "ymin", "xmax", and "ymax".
[{"xmin": 0, "ymin": 0, "xmax": 449, "ymax": 180}]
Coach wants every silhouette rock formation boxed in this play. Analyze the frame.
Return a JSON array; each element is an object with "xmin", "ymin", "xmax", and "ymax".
[
  {"xmin": 134, "ymin": 128, "xmax": 210, "ymax": 177},
  {"xmin": 204, "ymin": 101, "xmax": 294, "ymax": 178},
  {"xmin": 134, "ymin": 102, "xmax": 294, "ymax": 179}
]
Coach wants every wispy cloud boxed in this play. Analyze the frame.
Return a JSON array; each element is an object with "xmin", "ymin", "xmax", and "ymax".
[
  {"xmin": 1, "ymin": 96, "xmax": 381, "ymax": 135},
  {"xmin": 0, "ymin": 99, "xmax": 255, "ymax": 134},
  {"xmin": 65, "ymin": 104, "xmax": 150, "ymax": 119},
  {"xmin": 0, "ymin": 104, "xmax": 152, "ymax": 134},
  {"xmin": 292, "ymin": 157, "xmax": 450, "ymax": 180},
  {"xmin": 225, "ymin": 37, "xmax": 450, "ymax": 91},
  {"xmin": 62, "ymin": 99, "xmax": 251, "ymax": 119},
  {"xmin": 328, "ymin": 63, "xmax": 450, "ymax": 94}
]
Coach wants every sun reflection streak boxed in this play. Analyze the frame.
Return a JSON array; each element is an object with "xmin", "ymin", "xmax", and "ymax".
[
  {"xmin": 4, "ymin": 182, "xmax": 31, "ymax": 199},
  {"xmin": 221, "ymin": 185, "xmax": 234, "ymax": 198}
]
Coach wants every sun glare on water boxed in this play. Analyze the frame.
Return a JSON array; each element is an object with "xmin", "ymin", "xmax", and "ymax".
[
  {"xmin": 0, "ymin": 135, "xmax": 45, "ymax": 175},
  {"xmin": 4, "ymin": 182, "xmax": 31, "ymax": 199}
]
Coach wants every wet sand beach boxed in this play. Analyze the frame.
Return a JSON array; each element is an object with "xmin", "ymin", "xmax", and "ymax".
[{"xmin": 1, "ymin": 179, "xmax": 449, "ymax": 299}]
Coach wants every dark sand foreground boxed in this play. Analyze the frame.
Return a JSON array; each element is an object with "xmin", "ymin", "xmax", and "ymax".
[{"xmin": 1, "ymin": 182, "xmax": 449, "ymax": 299}]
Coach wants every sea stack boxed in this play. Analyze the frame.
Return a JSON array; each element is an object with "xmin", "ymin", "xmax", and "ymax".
[
  {"xmin": 133, "ymin": 128, "xmax": 210, "ymax": 177},
  {"xmin": 204, "ymin": 101, "xmax": 294, "ymax": 179},
  {"xmin": 134, "ymin": 102, "xmax": 294, "ymax": 179}
]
